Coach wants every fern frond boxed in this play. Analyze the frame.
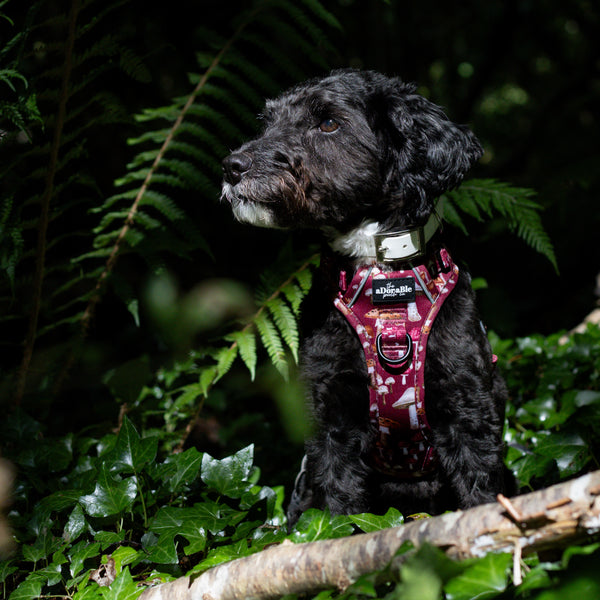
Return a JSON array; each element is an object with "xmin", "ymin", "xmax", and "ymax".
[
  {"xmin": 281, "ymin": 282, "xmax": 304, "ymax": 316},
  {"xmin": 443, "ymin": 179, "xmax": 557, "ymax": 272},
  {"xmin": 267, "ymin": 0, "xmax": 336, "ymax": 49},
  {"xmin": 255, "ymin": 311, "xmax": 288, "ymax": 380},
  {"xmin": 213, "ymin": 345, "xmax": 239, "ymax": 384},
  {"xmin": 225, "ymin": 329, "xmax": 257, "ymax": 381},
  {"xmin": 299, "ymin": 0, "xmax": 343, "ymax": 31},
  {"xmin": 267, "ymin": 298, "xmax": 299, "ymax": 362}
]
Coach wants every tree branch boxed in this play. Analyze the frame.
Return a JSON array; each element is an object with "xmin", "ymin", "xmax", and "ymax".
[{"xmin": 139, "ymin": 470, "xmax": 600, "ymax": 600}]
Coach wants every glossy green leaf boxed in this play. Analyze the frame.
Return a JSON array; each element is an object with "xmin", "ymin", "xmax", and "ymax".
[
  {"xmin": 64, "ymin": 503, "xmax": 88, "ymax": 543},
  {"xmin": 106, "ymin": 416, "xmax": 158, "ymax": 473},
  {"xmin": 141, "ymin": 532, "xmax": 178, "ymax": 565},
  {"xmin": 536, "ymin": 431, "xmax": 590, "ymax": 478},
  {"xmin": 79, "ymin": 464, "xmax": 137, "ymax": 517},
  {"xmin": 201, "ymin": 445, "xmax": 254, "ymax": 498},
  {"xmin": 444, "ymin": 552, "xmax": 511, "ymax": 600},
  {"xmin": 99, "ymin": 567, "xmax": 140, "ymax": 600},
  {"xmin": 508, "ymin": 452, "xmax": 554, "ymax": 488},
  {"xmin": 155, "ymin": 446, "xmax": 203, "ymax": 493},
  {"xmin": 149, "ymin": 506, "xmax": 207, "ymax": 557},
  {"xmin": 110, "ymin": 546, "xmax": 141, "ymax": 572},
  {"xmin": 8, "ymin": 572, "xmax": 44, "ymax": 600},
  {"xmin": 0, "ymin": 561, "xmax": 17, "ymax": 584},
  {"xmin": 21, "ymin": 528, "xmax": 63, "ymax": 564},
  {"xmin": 349, "ymin": 507, "xmax": 404, "ymax": 532},
  {"xmin": 191, "ymin": 540, "xmax": 250, "ymax": 574},
  {"xmin": 68, "ymin": 541, "xmax": 101, "ymax": 578},
  {"xmin": 290, "ymin": 508, "xmax": 353, "ymax": 542},
  {"xmin": 191, "ymin": 499, "xmax": 246, "ymax": 535}
]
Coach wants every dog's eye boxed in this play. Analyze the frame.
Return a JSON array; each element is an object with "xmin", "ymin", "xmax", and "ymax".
[{"xmin": 319, "ymin": 118, "xmax": 339, "ymax": 133}]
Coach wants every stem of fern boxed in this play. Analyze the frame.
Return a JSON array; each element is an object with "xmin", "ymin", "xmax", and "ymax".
[{"xmin": 15, "ymin": 0, "xmax": 81, "ymax": 404}]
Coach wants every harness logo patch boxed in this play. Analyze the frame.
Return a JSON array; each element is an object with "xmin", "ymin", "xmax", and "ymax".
[{"xmin": 372, "ymin": 277, "xmax": 416, "ymax": 304}]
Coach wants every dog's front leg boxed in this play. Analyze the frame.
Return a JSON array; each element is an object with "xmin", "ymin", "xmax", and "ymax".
[{"xmin": 298, "ymin": 310, "xmax": 373, "ymax": 518}]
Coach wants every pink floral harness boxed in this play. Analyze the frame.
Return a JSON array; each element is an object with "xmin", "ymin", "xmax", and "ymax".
[{"xmin": 333, "ymin": 248, "xmax": 459, "ymax": 478}]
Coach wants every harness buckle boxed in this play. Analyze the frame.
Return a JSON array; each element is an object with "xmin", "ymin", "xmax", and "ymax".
[{"xmin": 376, "ymin": 333, "xmax": 413, "ymax": 370}]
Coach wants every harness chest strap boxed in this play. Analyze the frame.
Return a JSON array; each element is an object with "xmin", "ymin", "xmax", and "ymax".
[{"xmin": 333, "ymin": 248, "xmax": 459, "ymax": 478}]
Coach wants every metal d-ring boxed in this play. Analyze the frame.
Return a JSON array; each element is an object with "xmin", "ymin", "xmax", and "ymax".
[{"xmin": 376, "ymin": 333, "xmax": 413, "ymax": 368}]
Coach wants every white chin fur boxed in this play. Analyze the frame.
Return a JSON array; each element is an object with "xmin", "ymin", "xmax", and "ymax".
[
  {"xmin": 325, "ymin": 220, "xmax": 380, "ymax": 261},
  {"xmin": 232, "ymin": 201, "xmax": 277, "ymax": 228}
]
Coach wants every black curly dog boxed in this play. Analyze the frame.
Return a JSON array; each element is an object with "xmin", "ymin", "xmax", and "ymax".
[{"xmin": 222, "ymin": 69, "xmax": 512, "ymax": 527}]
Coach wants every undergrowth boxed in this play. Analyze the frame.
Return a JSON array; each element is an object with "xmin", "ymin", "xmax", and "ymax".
[{"xmin": 0, "ymin": 325, "xmax": 599, "ymax": 599}]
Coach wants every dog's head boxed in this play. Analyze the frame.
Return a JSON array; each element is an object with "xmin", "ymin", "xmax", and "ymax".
[{"xmin": 222, "ymin": 69, "xmax": 482, "ymax": 234}]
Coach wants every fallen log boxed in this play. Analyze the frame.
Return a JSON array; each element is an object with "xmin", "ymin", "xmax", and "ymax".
[{"xmin": 139, "ymin": 470, "xmax": 600, "ymax": 600}]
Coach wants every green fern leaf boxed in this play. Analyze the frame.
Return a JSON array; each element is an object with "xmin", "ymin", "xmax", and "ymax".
[
  {"xmin": 199, "ymin": 63, "xmax": 265, "ymax": 110},
  {"xmin": 439, "ymin": 197, "xmax": 468, "ymax": 235},
  {"xmin": 281, "ymin": 282, "xmax": 304, "ymax": 316},
  {"xmin": 254, "ymin": 312, "xmax": 288, "ymax": 380},
  {"xmin": 267, "ymin": 298, "xmax": 299, "ymax": 362},
  {"xmin": 444, "ymin": 179, "xmax": 557, "ymax": 271},
  {"xmin": 299, "ymin": 0, "xmax": 343, "ymax": 30},
  {"xmin": 173, "ymin": 383, "xmax": 205, "ymax": 408},
  {"xmin": 295, "ymin": 266, "xmax": 313, "ymax": 293},
  {"xmin": 139, "ymin": 190, "xmax": 186, "ymax": 222},
  {"xmin": 217, "ymin": 50, "xmax": 281, "ymax": 97},
  {"xmin": 214, "ymin": 345, "xmax": 239, "ymax": 384},
  {"xmin": 250, "ymin": 14, "xmax": 330, "ymax": 71},
  {"xmin": 199, "ymin": 365, "xmax": 219, "ymax": 396},
  {"xmin": 226, "ymin": 329, "xmax": 257, "ymax": 381}
]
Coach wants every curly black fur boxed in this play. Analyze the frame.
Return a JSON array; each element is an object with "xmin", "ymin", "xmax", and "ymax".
[{"xmin": 222, "ymin": 69, "xmax": 514, "ymax": 527}]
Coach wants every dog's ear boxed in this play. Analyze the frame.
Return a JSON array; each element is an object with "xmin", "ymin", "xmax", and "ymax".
[{"xmin": 373, "ymin": 81, "xmax": 483, "ymax": 223}]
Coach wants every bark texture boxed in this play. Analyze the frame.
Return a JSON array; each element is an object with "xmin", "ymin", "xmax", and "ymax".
[{"xmin": 139, "ymin": 470, "xmax": 600, "ymax": 600}]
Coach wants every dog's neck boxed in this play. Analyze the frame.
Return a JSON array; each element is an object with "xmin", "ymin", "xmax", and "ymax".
[{"xmin": 325, "ymin": 207, "xmax": 443, "ymax": 266}]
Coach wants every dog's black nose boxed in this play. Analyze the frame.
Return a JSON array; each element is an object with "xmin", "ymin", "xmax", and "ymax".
[{"xmin": 222, "ymin": 152, "xmax": 252, "ymax": 184}]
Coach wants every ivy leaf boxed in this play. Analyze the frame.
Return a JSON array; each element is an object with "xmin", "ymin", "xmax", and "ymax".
[
  {"xmin": 155, "ymin": 446, "xmax": 203, "ymax": 494},
  {"xmin": 79, "ymin": 464, "xmax": 137, "ymax": 518},
  {"xmin": 191, "ymin": 540, "xmax": 250, "ymax": 575},
  {"xmin": 111, "ymin": 546, "xmax": 141, "ymax": 573},
  {"xmin": 536, "ymin": 431, "xmax": 590, "ymax": 478},
  {"xmin": 349, "ymin": 507, "xmax": 404, "ymax": 532},
  {"xmin": 290, "ymin": 508, "xmax": 353, "ymax": 542},
  {"xmin": 141, "ymin": 532, "xmax": 178, "ymax": 565},
  {"xmin": 0, "ymin": 561, "xmax": 17, "ymax": 584},
  {"xmin": 191, "ymin": 499, "xmax": 246, "ymax": 535},
  {"xmin": 21, "ymin": 528, "xmax": 63, "ymax": 564},
  {"xmin": 7, "ymin": 572, "xmax": 44, "ymax": 600},
  {"xmin": 106, "ymin": 416, "xmax": 158, "ymax": 473},
  {"xmin": 201, "ymin": 445, "xmax": 254, "ymax": 498},
  {"xmin": 68, "ymin": 540, "xmax": 102, "ymax": 578},
  {"xmin": 149, "ymin": 506, "xmax": 207, "ymax": 557},
  {"xmin": 99, "ymin": 567, "xmax": 140, "ymax": 600},
  {"xmin": 444, "ymin": 552, "xmax": 511, "ymax": 600},
  {"xmin": 64, "ymin": 503, "xmax": 88, "ymax": 543},
  {"xmin": 574, "ymin": 390, "xmax": 600, "ymax": 408},
  {"xmin": 508, "ymin": 452, "xmax": 554, "ymax": 488}
]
